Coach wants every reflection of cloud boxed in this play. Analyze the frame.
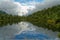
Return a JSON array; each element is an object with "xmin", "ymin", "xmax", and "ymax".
[
  {"xmin": 0, "ymin": 21, "xmax": 59, "ymax": 40},
  {"xmin": 17, "ymin": 22, "xmax": 36, "ymax": 34},
  {"xmin": 0, "ymin": 22, "xmax": 36, "ymax": 40},
  {"xmin": 15, "ymin": 31, "xmax": 49, "ymax": 40}
]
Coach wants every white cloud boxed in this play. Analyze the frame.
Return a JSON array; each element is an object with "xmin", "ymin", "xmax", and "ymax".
[
  {"xmin": 0, "ymin": 0, "xmax": 35, "ymax": 16},
  {"xmin": 29, "ymin": 0, "xmax": 60, "ymax": 12},
  {"xmin": 0, "ymin": 0, "xmax": 60, "ymax": 16}
]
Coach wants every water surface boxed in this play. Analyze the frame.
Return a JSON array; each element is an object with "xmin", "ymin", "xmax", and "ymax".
[{"xmin": 0, "ymin": 22, "xmax": 59, "ymax": 40}]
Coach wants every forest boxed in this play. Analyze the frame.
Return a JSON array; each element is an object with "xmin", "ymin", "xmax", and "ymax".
[
  {"xmin": 0, "ymin": 5, "xmax": 60, "ymax": 37},
  {"xmin": 0, "ymin": 11, "xmax": 22, "ymax": 27},
  {"xmin": 26, "ymin": 5, "xmax": 60, "ymax": 32}
]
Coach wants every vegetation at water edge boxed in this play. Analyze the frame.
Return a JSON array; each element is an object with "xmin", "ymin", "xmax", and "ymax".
[{"xmin": 0, "ymin": 5, "xmax": 60, "ymax": 37}]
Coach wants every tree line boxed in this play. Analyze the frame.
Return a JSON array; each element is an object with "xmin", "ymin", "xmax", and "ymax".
[{"xmin": 0, "ymin": 5, "xmax": 60, "ymax": 37}]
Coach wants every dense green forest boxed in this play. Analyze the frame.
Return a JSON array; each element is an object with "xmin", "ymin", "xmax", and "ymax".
[
  {"xmin": 0, "ymin": 11, "xmax": 22, "ymax": 27},
  {"xmin": 0, "ymin": 5, "xmax": 60, "ymax": 31},
  {"xmin": 0, "ymin": 5, "xmax": 60, "ymax": 37},
  {"xmin": 26, "ymin": 5, "xmax": 60, "ymax": 38},
  {"xmin": 26, "ymin": 5, "xmax": 60, "ymax": 32}
]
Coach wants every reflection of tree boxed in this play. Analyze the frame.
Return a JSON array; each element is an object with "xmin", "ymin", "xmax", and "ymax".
[
  {"xmin": 0, "ymin": 5, "xmax": 60, "ymax": 37},
  {"xmin": 26, "ymin": 5, "xmax": 60, "ymax": 32},
  {"xmin": 0, "ymin": 5, "xmax": 60, "ymax": 30},
  {"xmin": 0, "ymin": 20, "xmax": 19, "ymax": 27}
]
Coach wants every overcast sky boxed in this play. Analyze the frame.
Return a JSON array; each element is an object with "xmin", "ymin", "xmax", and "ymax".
[{"xmin": 0, "ymin": 0, "xmax": 60, "ymax": 16}]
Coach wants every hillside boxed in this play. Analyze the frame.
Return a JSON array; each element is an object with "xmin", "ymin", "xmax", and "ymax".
[
  {"xmin": 0, "ymin": 5, "xmax": 60, "ymax": 31},
  {"xmin": 0, "ymin": 11, "xmax": 21, "ymax": 27},
  {"xmin": 0, "ymin": 5, "xmax": 60, "ymax": 37},
  {"xmin": 26, "ymin": 5, "xmax": 60, "ymax": 32}
]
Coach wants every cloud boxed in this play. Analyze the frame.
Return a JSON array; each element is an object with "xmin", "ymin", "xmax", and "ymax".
[
  {"xmin": 0, "ymin": 0, "xmax": 35, "ymax": 16},
  {"xmin": 34, "ymin": 0, "xmax": 60, "ymax": 12},
  {"xmin": 0, "ymin": 0, "xmax": 60, "ymax": 16},
  {"xmin": 27, "ymin": 0, "xmax": 60, "ymax": 12}
]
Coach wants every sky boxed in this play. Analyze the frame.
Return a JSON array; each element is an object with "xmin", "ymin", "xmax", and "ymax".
[
  {"xmin": 15, "ymin": 0, "xmax": 43, "ymax": 3},
  {"xmin": 0, "ymin": 0, "xmax": 60, "ymax": 16}
]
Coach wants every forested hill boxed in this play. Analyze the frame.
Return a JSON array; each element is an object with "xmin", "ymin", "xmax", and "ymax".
[
  {"xmin": 26, "ymin": 5, "xmax": 60, "ymax": 32},
  {"xmin": 0, "ymin": 11, "xmax": 22, "ymax": 27},
  {"xmin": 0, "ymin": 5, "xmax": 60, "ymax": 31},
  {"xmin": 0, "ymin": 5, "xmax": 60, "ymax": 37}
]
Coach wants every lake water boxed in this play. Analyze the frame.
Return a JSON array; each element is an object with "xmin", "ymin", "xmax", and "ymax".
[{"xmin": 0, "ymin": 22, "xmax": 60, "ymax": 40}]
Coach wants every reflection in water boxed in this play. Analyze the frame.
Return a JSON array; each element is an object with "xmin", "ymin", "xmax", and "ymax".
[
  {"xmin": 0, "ymin": 22, "xmax": 60, "ymax": 40},
  {"xmin": 0, "ymin": 21, "xmax": 20, "ymax": 27},
  {"xmin": 15, "ymin": 31, "xmax": 50, "ymax": 40}
]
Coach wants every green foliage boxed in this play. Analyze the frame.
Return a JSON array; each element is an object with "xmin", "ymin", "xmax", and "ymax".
[
  {"xmin": 58, "ymin": 32, "xmax": 60, "ymax": 38},
  {"xmin": 0, "ymin": 5, "xmax": 60, "ymax": 37},
  {"xmin": 26, "ymin": 5, "xmax": 60, "ymax": 32},
  {"xmin": 0, "ymin": 11, "xmax": 22, "ymax": 27},
  {"xmin": 0, "ymin": 5, "xmax": 60, "ymax": 32}
]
